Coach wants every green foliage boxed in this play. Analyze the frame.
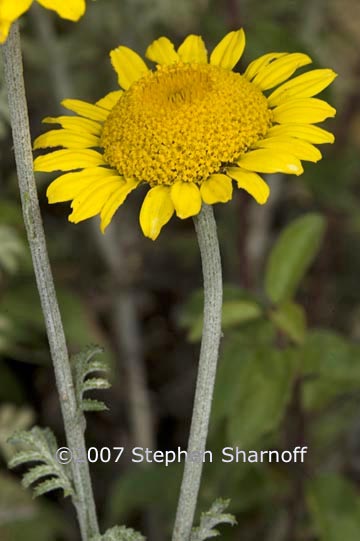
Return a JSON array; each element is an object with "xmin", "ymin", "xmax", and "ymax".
[
  {"xmin": 227, "ymin": 347, "xmax": 296, "ymax": 448},
  {"xmin": 107, "ymin": 464, "xmax": 182, "ymax": 523},
  {"xmin": 91, "ymin": 526, "xmax": 145, "ymax": 541},
  {"xmin": 72, "ymin": 345, "xmax": 110, "ymax": 412},
  {"xmin": 265, "ymin": 213, "xmax": 326, "ymax": 304},
  {"xmin": 0, "ymin": 315, "xmax": 12, "ymax": 354},
  {"xmin": 0, "ymin": 201, "xmax": 24, "ymax": 228},
  {"xmin": 0, "ymin": 284, "xmax": 46, "ymax": 357},
  {"xmin": 307, "ymin": 474, "xmax": 360, "ymax": 541},
  {"xmin": 212, "ymin": 330, "xmax": 297, "ymax": 448},
  {"xmin": 0, "ymin": 1, "xmax": 358, "ymax": 539},
  {"xmin": 300, "ymin": 330, "xmax": 360, "ymax": 410},
  {"xmin": 0, "ymin": 360, "xmax": 25, "ymax": 403},
  {"xmin": 301, "ymin": 329, "xmax": 360, "ymax": 382},
  {"xmin": 0, "ymin": 225, "xmax": 25, "ymax": 277},
  {"xmin": 270, "ymin": 301, "xmax": 307, "ymax": 344},
  {"xmin": 183, "ymin": 215, "xmax": 326, "ymax": 349},
  {"xmin": 0, "ymin": 405, "xmax": 34, "ymax": 462},
  {"xmin": 199, "ymin": 456, "xmax": 275, "ymax": 516},
  {"xmin": 0, "ymin": 472, "xmax": 64, "ymax": 541},
  {"xmin": 190, "ymin": 499, "xmax": 236, "ymax": 540},
  {"xmin": 8, "ymin": 427, "xmax": 73, "ymax": 498},
  {"xmin": 57, "ymin": 292, "xmax": 112, "ymax": 360},
  {"xmin": 180, "ymin": 285, "xmax": 262, "ymax": 341},
  {"xmin": 221, "ymin": 300, "xmax": 262, "ymax": 331},
  {"xmin": 0, "ymin": 283, "xmax": 113, "ymax": 364}
]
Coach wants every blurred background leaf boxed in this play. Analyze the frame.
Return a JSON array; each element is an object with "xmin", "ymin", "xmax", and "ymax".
[
  {"xmin": 1, "ymin": 0, "xmax": 359, "ymax": 540},
  {"xmin": 264, "ymin": 213, "xmax": 326, "ymax": 304},
  {"xmin": 307, "ymin": 474, "xmax": 360, "ymax": 541}
]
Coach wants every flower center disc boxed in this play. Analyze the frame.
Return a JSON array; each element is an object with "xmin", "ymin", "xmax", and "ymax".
[{"xmin": 101, "ymin": 63, "xmax": 272, "ymax": 186}]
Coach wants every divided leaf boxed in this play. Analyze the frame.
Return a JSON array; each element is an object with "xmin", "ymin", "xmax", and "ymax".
[
  {"xmin": 190, "ymin": 499, "xmax": 236, "ymax": 540},
  {"xmin": 8, "ymin": 427, "xmax": 73, "ymax": 498},
  {"xmin": 91, "ymin": 525, "xmax": 145, "ymax": 541},
  {"xmin": 72, "ymin": 345, "xmax": 110, "ymax": 412},
  {"xmin": 22, "ymin": 465, "xmax": 55, "ymax": 488}
]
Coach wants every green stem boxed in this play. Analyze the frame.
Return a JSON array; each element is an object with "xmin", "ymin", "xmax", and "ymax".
[
  {"xmin": 172, "ymin": 204, "xmax": 223, "ymax": 541},
  {"xmin": 2, "ymin": 23, "xmax": 99, "ymax": 541}
]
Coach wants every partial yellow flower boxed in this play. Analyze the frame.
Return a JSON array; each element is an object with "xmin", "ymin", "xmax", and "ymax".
[
  {"xmin": 0, "ymin": 0, "xmax": 85, "ymax": 43},
  {"xmin": 34, "ymin": 29, "xmax": 337, "ymax": 240}
]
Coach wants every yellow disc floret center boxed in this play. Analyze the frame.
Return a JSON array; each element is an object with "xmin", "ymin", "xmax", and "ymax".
[{"xmin": 101, "ymin": 62, "xmax": 272, "ymax": 186}]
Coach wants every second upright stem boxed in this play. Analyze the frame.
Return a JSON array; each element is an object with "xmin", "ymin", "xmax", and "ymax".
[
  {"xmin": 2, "ymin": 23, "xmax": 99, "ymax": 541},
  {"xmin": 172, "ymin": 204, "xmax": 223, "ymax": 541}
]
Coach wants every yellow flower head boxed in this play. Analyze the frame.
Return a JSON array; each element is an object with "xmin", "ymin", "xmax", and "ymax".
[
  {"xmin": 0, "ymin": 0, "xmax": 86, "ymax": 43},
  {"xmin": 34, "ymin": 29, "xmax": 337, "ymax": 240}
]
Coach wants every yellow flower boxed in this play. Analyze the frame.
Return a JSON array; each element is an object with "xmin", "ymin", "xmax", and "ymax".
[
  {"xmin": 0, "ymin": 0, "xmax": 86, "ymax": 43},
  {"xmin": 34, "ymin": 29, "xmax": 337, "ymax": 240}
]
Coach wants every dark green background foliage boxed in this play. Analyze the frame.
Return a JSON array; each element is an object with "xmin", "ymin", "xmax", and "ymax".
[{"xmin": 1, "ymin": 0, "xmax": 360, "ymax": 539}]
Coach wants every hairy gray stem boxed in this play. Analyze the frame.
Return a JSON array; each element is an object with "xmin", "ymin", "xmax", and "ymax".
[
  {"xmin": 172, "ymin": 204, "xmax": 223, "ymax": 541},
  {"xmin": 2, "ymin": 23, "xmax": 99, "ymax": 541}
]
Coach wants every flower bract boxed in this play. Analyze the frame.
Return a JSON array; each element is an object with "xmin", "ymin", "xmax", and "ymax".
[
  {"xmin": 0, "ymin": 0, "xmax": 86, "ymax": 43},
  {"xmin": 34, "ymin": 29, "xmax": 337, "ymax": 240}
]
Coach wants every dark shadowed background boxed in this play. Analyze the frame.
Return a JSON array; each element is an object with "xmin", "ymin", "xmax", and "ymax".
[{"xmin": 1, "ymin": 0, "xmax": 360, "ymax": 540}]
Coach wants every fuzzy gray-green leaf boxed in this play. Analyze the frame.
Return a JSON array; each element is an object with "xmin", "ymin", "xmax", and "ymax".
[
  {"xmin": 81, "ymin": 399, "xmax": 109, "ymax": 412},
  {"xmin": 33, "ymin": 478, "xmax": 71, "ymax": 498},
  {"xmin": 7, "ymin": 426, "xmax": 73, "ymax": 498},
  {"xmin": 72, "ymin": 345, "xmax": 110, "ymax": 412},
  {"xmin": 87, "ymin": 358, "xmax": 109, "ymax": 374},
  {"xmin": 91, "ymin": 525, "xmax": 146, "ymax": 541},
  {"xmin": 22, "ymin": 465, "xmax": 55, "ymax": 489},
  {"xmin": 8, "ymin": 450, "xmax": 44, "ymax": 468},
  {"xmin": 82, "ymin": 377, "xmax": 111, "ymax": 392},
  {"xmin": 190, "ymin": 499, "xmax": 236, "ymax": 541}
]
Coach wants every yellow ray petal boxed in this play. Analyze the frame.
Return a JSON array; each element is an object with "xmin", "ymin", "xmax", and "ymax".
[
  {"xmin": 34, "ymin": 149, "xmax": 106, "ymax": 172},
  {"xmin": 100, "ymin": 179, "xmax": 140, "ymax": 232},
  {"xmin": 178, "ymin": 35, "xmax": 207, "ymax": 63},
  {"xmin": 268, "ymin": 69, "xmax": 337, "ymax": 106},
  {"xmin": 244, "ymin": 52, "xmax": 287, "ymax": 81},
  {"xmin": 267, "ymin": 123, "xmax": 335, "ymax": 144},
  {"xmin": 140, "ymin": 186, "xmax": 174, "ymax": 240},
  {"xmin": 210, "ymin": 29, "xmax": 246, "ymax": 70},
  {"xmin": 254, "ymin": 136, "xmax": 322, "ymax": 162},
  {"xmin": 226, "ymin": 167, "xmax": 270, "ymax": 204},
  {"xmin": 0, "ymin": 0, "xmax": 32, "ymax": 43},
  {"xmin": 237, "ymin": 149, "xmax": 303, "ymax": 176},
  {"xmin": 36, "ymin": 0, "xmax": 85, "ymax": 21},
  {"xmin": 200, "ymin": 174, "xmax": 233, "ymax": 204},
  {"xmin": 0, "ymin": 0, "xmax": 32, "ymax": 19},
  {"xmin": 253, "ymin": 53, "xmax": 312, "ymax": 91},
  {"xmin": 33, "ymin": 129, "xmax": 100, "ymax": 150},
  {"xmin": 42, "ymin": 116, "xmax": 102, "ymax": 136},
  {"xmin": 170, "ymin": 181, "xmax": 201, "ymax": 219},
  {"xmin": 61, "ymin": 99, "xmax": 109, "ymax": 122},
  {"xmin": 110, "ymin": 45, "xmax": 149, "ymax": 89},
  {"xmin": 0, "ymin": 19, "xmax": 11, "ymax": 44},
  {"xmin": 146, "ymin": 37, "xmax": 179, "ymax": 65},
  {"xmin": 96, "ymin": 90, "xmax": 123, "ymax": 111},
  {"xmin": 69, "ymin": 179, "xmax": 122, "ymax": 223},
  {"xmin": 273, "ymin": 98, "xmax": 336, "ymax": 124},
  {"xmin": 71, "ymin": 178, "xmax": 117, "ymax": 210},
  {"xmin": 47, "ymin": 168, "xmax": 117, "ymax": 203}
]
